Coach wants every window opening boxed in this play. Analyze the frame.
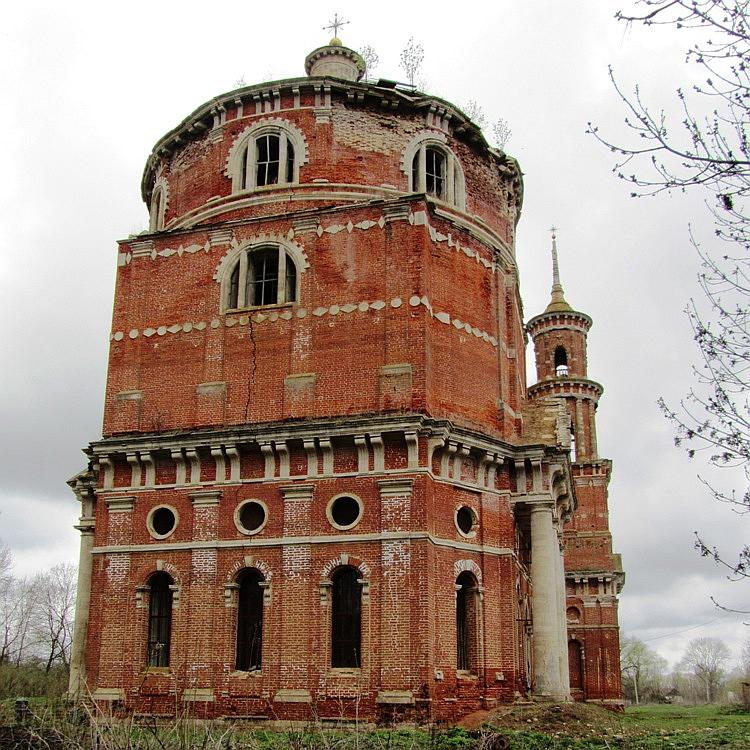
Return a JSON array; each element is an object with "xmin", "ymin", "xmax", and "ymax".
[
  {"xmin": 568, "ymin": 640, "xmax": 584, "ymax": 691},
  {"xmin": 147, "ymin": 572, "xmax": 173, "ymax": 667},
  {"xmin": 331, "ymin": 566, "xmax": 361, "ymax": 668},
  {"xmin": 150, "ymin": 507, "xmax": 176, "ymax": 537},
  {"xmin": 286, "ymin": 141, "xmax": 295, "ymax": 183},
  {"xmin": 329, "ymin": 496, "xmax": 362, "ymax": 529},
  {"xmin": 237, "ymin": 500, "xmax": 267, "ymax": 534},
  {"xmin": 456, "ymin": 506, "xmax": 476, "ymax": 536},
  {"xmin": 425, "ymin": 148, "xmax": 445, "ymax": 199},
  {"xmin": 570, "ymin": 428, "xmax": 577, "ymax": 463},
  {"xmin": 226, "ymin": 245, "xmax": 298, "ymax": 310},
  {"xmin": 249, "ymin": 247, "xmax": 279, "ymax": 306},
  {"xmin": 236, "ymin": 568, "xmax": 264, "ymax": 671},
  {"xmin": 240, "ymin": 145, "xmax": 249, "ymax": 190},
  {"xmin": 554, "ymin": 346, "xmax": 569, "ymax": 377},
  {"xmin": 255, "ymin": 134, "xmax": 280, "ymax": 187},
  {"xmin": 229, "ymin": 264, "xmax": 240, "ymax": 310},
  {"xmin": 456, "ymin": 571, "xmax": 478, "ymax": 672}
]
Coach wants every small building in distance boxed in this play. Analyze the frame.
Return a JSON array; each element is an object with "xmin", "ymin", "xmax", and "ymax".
[{"xmin": 67, "ymin": 38, "xmax": 624, "ymax": 723}]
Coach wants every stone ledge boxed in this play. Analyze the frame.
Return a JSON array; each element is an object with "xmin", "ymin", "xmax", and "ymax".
[
  {"xmin": 183, "ymin": 688, "xmax": 214, "ymax": 702},
  {"xmin": 376, "ymin": 690, "xmax": 414, "ymax": 705},
  {"xmin": 274, "ymin": 689, "xmax": 312, "ymax": 703},
  {"xmin": 92, "ymin": 688, "xmax": 125, "ymax": 701}
]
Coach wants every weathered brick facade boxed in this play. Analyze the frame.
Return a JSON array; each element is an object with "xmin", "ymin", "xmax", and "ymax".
[{"xmin": 68, "ymin": 41, "xmax": 623, "ymax": 723}]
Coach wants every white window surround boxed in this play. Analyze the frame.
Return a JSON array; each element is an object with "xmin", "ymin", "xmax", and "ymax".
[
  {"xmin": 215, "ymin": 237, "xmax": 309, "ymax": 314},
  {"xmin": 454, "ymin": 505, "xmax": 478, "ymax": 539},
  {"xmin": 401, "ymin": 131, "xmax": 466, "ymax": 210},
  {"xmin": 146, "ymin": 505, "xmax": 179, "ymax": 541},
  {"xmin": 149, "ymin": 176, "xmax": 169, "ymax": 231},
  {"xmin": 326, "ymin": 493, "xmax": 364, "ymax": 531},
  {"xmin": 234, "ymin": 499, "xmax": 269, "ymax": 537},
  {"xmin": 224, "ymin": 118, "xmax": 309, "ymax": 193}
]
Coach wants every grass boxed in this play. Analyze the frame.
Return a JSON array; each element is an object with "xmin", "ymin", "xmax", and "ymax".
[{"xmin": 0, "ymin": 700, "xmax": 748, "ymax": 750}]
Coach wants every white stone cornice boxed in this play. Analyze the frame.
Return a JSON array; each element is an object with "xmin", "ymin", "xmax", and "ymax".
[
  {"xmin": 189, "ymin": 490, "xmax": 221, "ymax": 507},
  {"xmin": 378, "ymin": 478, "xmax": 414, "ymax": 499}
]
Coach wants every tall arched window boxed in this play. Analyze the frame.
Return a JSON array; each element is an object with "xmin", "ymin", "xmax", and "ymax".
[
  {"xmin": 147, "ymin": 572, "xmax": 173, "ymax": 667},
  {"xmin": 331, "ymin": 566, "xmax": 361, "ymax": 668},
  {"xmin": 225, "ymin": 121, "xmax": 307, "ymax": 194},
  {"xmin": 235, "ymin": 568, "xmax": 264, "ymax": 671},
  {"xmin": 226, "ymin": 245, "xmax": 298, "ymax": 310},
  {"xmin": 568, "ymin": 640, "xmax": 584, "ymax": 692},
  {"xmin": 149, "ymin": 185, "xmax": 166, "ymax": 231},
  {"xmin": 404, "ymin": 135, "xmax": 465, "ymax": 209},
  {"xmin": 456, "ymin": 571, "xmax": 480, "ymax": 673},
  {"xmin": 554, "ymin": 346, "xmax": 569, "ymax": 377},
  {"xmin": 240, "ymin": 133, "xmax": 296, "ymax": 189}
]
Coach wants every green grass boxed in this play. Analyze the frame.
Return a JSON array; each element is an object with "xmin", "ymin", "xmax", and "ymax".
[{"xmin": 0, "ymin": 700, "xmax": 747, "ymax": 750}]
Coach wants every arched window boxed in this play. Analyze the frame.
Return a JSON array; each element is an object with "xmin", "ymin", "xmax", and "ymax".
[
  {"xmin": 149, "ymin": 185, "xmax": 166, "ymax": 232},
  {"xmin": 226, "ymin": 245, "xmax": 298, "ymax": 310},
  {"xmin": 404, "ymin": 134, "xmax": 466, "ymax": 209},
  {"xmin": 147, "ymin": 572, "xmax": 173, "ymax": 667},
  {"xmin": 235, "ymin": 568, "xmax": 264, "ymax": 671},
  {"xmin": 456, "ymin": 571, "xmax": 480, "ymax": 672},
  {"xmin": 331, "ymin": 566, "xmax": 361, "ymax": 668},
  {"xmin": 568, "ymin": 640, "xmax": 584, "ymax": 692},
  {"xmin": 226, "ymin": 121, "xmax": 307, "ymax": 194},
  {"xmin": 240, "ymin": 132, "xmax": 296, "ymax": 190},
  {"xmin": 554, "ymin": 346, "xmax": 569, "ymax": 377}
]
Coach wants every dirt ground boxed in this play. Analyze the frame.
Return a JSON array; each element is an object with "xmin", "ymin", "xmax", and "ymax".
[{"xmin": 459, "ymin": 701, "xmax": 625, "ymax": 738}]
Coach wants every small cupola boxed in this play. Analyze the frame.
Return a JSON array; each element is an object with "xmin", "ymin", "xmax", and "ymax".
[{"xmin": 305, "ymin": 36, "xmax": 365, "ymax": 82}]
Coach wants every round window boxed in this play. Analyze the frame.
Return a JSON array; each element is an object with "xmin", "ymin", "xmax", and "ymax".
[
  {"xmin": 455, "ymin": 506, "xmax": 477, "ymax": 536},
  {"xmin": 327, "ymin": 495, "xmax": 363, "ymax": 530},
  {"xmin": 234, "ymin": 500, "xmax": 268, "ymax": 536},
  {"xmin": 148, "ymin": 506, "xmax": 178, "ymax": 539}
]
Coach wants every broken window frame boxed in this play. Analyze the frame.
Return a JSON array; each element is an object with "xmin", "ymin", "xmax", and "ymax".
[{"xmin": 226, "ymin": 245, "xmax": 298, "ymax": 310}]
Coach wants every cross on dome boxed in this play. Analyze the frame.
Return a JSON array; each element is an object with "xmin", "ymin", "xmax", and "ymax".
[{"xmin": 323, "ymin": 13, "xmax": 349, "ymax": 42}]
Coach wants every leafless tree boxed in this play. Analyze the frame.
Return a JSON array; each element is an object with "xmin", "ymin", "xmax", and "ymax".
[
  {"xmin": 621, "ymin": 635, "xmax": 668, "ymax": 704},
  {"xmin": 679, "ymin": 636, "xmax": 730, "ymax": 703},
  {"xmin": 359, "ymin": 45, "xmax": 379, "ymax": 80},
  {"xmin": 0, "ymin": 575, "xmax": 37, "ymax": 666},
  {"xmin": 741, "ymin": 636, "xmax": 750, "ymax": 677},
  {"xmin": 463, "ymin": 100, "xmax": 486, "ymax": 129},
  {"xmin": 399, "ymin": 37, "xmax": 424, "ymax": 87},
  {"xmin": 592, "ymin": 1, "xmax": 750, "ymax": 587},
  {"xmin": 492, "ymin": 118, "xmax": 512, "ymax": 151},
  {"xmin": 32, "ymin": 563, "xmax": 77, "ymax": 672}
]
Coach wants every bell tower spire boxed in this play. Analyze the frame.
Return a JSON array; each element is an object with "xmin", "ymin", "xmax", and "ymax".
[{"xmin": 546, "ymin": 227, "xmax": 572, "ymax": 314}]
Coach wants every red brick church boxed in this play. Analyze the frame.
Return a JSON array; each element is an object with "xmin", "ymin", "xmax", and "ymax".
[{"xmin": 67, "ymin": 37, "xmax": 624, "ymax": 722}]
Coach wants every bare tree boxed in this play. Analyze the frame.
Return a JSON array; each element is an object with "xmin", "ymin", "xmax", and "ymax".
[
  {"xmin": 621, "ymin": 635, "xmax": 667, "ymax": 704},
  {"xmin": 0, "ymin": 543, "xmax": 11, "ymax": 580},
  {"xmin": 679, "ymin": 636, "xmax": 730, "ymax": 703},
  {"xmin": 0, "ymin": 575, "xmax": 37, "ymax": 666},
  {"xmin": 32, "ymin": 563, "xmax": 77, "ymax": 672},
  {"xmin": 592, "ymin": 1, "xmax": 750, "ymax": 586},
  {"xmin": 492, "ymin": 118, "xmax": 512, "ymax": 151},
  {"xmin": 399, "ymin": 37, "xmax": 424, "ymax": 87},
  {"xmin": 463, "ymin": 100, "xmax": 486, "ymax": 129},
  {"xmin": 359, "ymin": 45, "xmax": 379, "ymax": 80},
  {"xmin": 741, "ymin": 637, "xmax": 750, "ymax": 677}
]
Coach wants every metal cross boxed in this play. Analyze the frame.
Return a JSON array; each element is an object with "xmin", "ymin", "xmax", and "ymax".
[
  {"xmin": 324, "ymin": 13, "xmax": 349, "ymax": 38},
  {"xmin": 549, "ymin": 225, "xmax": 558, "ymax": 238}
]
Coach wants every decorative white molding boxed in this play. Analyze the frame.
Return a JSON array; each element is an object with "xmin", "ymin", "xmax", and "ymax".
[
  {"xmin": 106, "ymin": 495, "xmax": 135, "ymax": 513},
  {"xmin": 378, "ymin": 478, "xmax": 414, "ymax": 499},
  {"xmin": 189, "ymin": 490, "xmax": 221, "ymax": 507}
]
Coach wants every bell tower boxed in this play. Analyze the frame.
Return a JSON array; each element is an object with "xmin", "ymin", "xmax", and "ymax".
[{"xmin": 527, "ymin": 231, "xmax": 624, "ymax": 708}]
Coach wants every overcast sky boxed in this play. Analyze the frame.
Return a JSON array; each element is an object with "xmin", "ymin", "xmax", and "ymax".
[{"xmin": 1, "ymin": 1, "xmax": 747, "ymax": 670}]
